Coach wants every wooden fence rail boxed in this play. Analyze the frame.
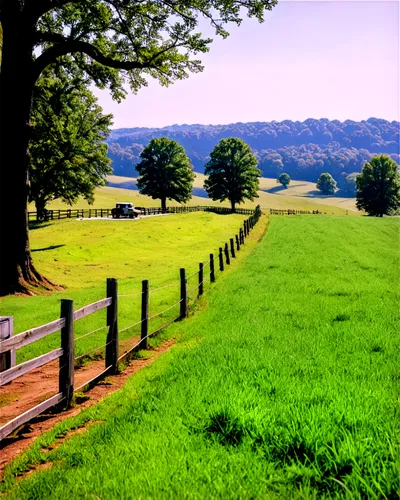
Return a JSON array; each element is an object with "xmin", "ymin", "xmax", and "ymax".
[
  {"xmin": 28, "ymin": 205, "xmax": 256, "ymax": 222},
  {"xmin": 269, "ymin": 208, "xmax": 325, "ymax": 215},
  {"xmin": 0, "ymin": 206, "xmax": 262, "ymax": 441}
]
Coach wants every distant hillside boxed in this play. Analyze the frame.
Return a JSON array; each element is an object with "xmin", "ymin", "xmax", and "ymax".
[{"xmin": 107, "ymin": 118, "xmax": 400, "ymax": 187}]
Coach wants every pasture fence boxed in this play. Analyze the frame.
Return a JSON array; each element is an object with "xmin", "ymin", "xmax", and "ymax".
[
  {"xmin": 0, "ymin": 206, "xmax": 262, "ymax": 441},
  {"xmin": 269, "ymin": 208, "xmax": 325, "ymax": 215},
  {"xmin": 28, "ymin": 205, "xmax": 255, "ymax": 223}
]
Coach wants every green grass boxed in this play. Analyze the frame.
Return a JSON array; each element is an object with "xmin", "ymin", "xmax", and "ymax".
[
  {"xmin": 1, "ymin": 216, "xmax": 398, "ymax": 498},
  {"xmin": 0, "ymin": 212, "xmax": 265, "ymax": 363}
]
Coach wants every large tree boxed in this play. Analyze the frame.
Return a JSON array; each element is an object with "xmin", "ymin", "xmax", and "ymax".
[
  {"xmin": 204, "ymin": 138, "xmax": 261, "ymax": 211},
  {"xmin": 356, "ymin": 155, "xmax": 400, "ymax": 216},
  {"xmin": 136, "ymin": 137, "xmax": 194, "ymax": 211},
  {"xmin": 30, "ymin": 64, "xmax": 113, "ymax": 221},
  {"xmin": 0, "ymin": 0, "xmax": 277, "ymax": 296}
]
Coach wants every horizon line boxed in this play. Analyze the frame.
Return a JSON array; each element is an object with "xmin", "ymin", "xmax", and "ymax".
[{"xmin": 110, "ymin": 117, "xmax": 400, "ymax": 131}]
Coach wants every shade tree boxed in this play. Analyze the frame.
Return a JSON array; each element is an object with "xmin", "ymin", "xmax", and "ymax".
[
  {"xmin": 136, "ymin": 138, "xmax": 194, "ymax": 212},
  {"xmin": 204, "ymin": 138, "xmax": 261, "ymax": 211}
]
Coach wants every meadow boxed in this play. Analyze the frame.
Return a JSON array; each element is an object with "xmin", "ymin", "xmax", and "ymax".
[
  {"xmin": 1, "ymin": 215, "xmax": 398, "ymax": 498},
  {"xmin": 0, "ymin": 212, "xmax": 266, "ymax": 363},
  {"xmin": 32, "ymin": 174, "xmax": 358, "ymax": 215}
]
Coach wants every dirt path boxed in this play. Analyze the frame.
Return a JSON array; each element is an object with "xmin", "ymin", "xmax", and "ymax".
[{"xmin": 0, "ymin": 337, "xmax": 176, "ymax": 475}]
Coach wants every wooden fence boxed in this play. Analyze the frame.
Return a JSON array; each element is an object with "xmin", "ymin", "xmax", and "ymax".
[
  {"xmin": 269, "ymin": 208, "xmax": 325, "ymax": 215},
  {"xmin": 28, "ymin": 205, "xmax": 256, "ymax": 222},
  {"xmin": 0, "ymin": 206, "xmax": 262, "ymax": 441}
]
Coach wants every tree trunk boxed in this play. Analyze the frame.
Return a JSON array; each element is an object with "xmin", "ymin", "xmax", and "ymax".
[
  {"xmin": 0, "ymin": 15, "xmax": 56, "ymax": 296},
  {"xmin": 231, "ymin": 200, "xmax": 236, "ymax": 212},
  {"xmin": 161, "ymin": 197, "xmax": 167, "ymax": 213}
]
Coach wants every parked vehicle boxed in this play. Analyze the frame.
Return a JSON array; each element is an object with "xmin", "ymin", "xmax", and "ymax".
[{"xmin": 111, "ymin": 202, "xmax": 140, "ymax": 219}]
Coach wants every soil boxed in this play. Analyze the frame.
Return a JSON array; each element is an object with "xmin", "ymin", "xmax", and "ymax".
[{"xmin": 0, "ymin": 337, "xmax": 176, "ymax": 476}]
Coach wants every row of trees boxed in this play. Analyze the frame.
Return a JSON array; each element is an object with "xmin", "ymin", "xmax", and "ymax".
[
  {"xmin": 276, "ymin": 156, "xmax": 400, "ymax": 216},
  {"xmin": 137, "ymin": 137, "xmax": 260, "ymax": 212}
]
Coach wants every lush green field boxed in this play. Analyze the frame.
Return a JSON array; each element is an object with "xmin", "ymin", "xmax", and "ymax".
[
  {"xmin": 2, "ymin": 216, "xmax": 398, "ymax": 498},
  {"xmin": 0, "ymin": 212, "xmax": 266, "ymax": 363}
]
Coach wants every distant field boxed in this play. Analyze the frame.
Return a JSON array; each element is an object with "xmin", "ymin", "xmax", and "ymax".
[
  {"xmin": 0, "ymin": 212, "xmax": 266, "ymax": 363},
  {"xmin": 2, "ymin": 216, "xmax": 398, "ymax": 498},
  {"xmin": 32, "ymin": 174, "xmax": 358, "ymax": 215}
]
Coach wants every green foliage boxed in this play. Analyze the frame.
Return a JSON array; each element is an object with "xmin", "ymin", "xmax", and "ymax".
[
  {"xmin": 1, "ymin": 217, "xmax": 398, "ymax": 498},
  {"xmin": 136, "ymin": 137, "xmax": 195, "ymax": 209},
  {"xmin": 277, "ymin": 172, "xmax": 290, "ymax": 188},
  {"xmin": 316, "ymin": 172, "xmax": 337, "ymax": 195},
  {"xmin": 340, "ymin": 172, "xmax": 359, "ymax": 196},
  {"xmin": 204, "ymin": 138, "xmax": 261, "ymax": 210},
  {"xmin": 356, "ymin": 155, "xmax": 400, "ymax": 216},
  {"xmin": 26, "ymin": 0, "xmax": 277, "ymax": 98},
  {"xmin": 29, "ymin": 63, "xmax": 113, "ymax": 218}
]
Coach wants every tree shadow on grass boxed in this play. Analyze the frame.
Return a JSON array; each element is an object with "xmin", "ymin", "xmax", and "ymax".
[
  {"xmin": 32, "ymin": 244, "xmax": 65, "ymax": 252},
  {"xmin": 263, "ymin": 185, "xmax": 288, "ymax": 194},
  {"xmin": 29, "ymin": 222, "xmax": 52, "ymax": 231}
]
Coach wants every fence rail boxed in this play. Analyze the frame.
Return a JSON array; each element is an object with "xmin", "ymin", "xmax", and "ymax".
[
  {"xmin": 0, "ymin": 206, "xmax": 263, "ymax": 441},
  {"xmin": 28, "ymin": 205, "xmax": 256, "ymax": 222},
  {"xmin": 269, "ymin": 208, "xmax": 325, "ymax": 215}
]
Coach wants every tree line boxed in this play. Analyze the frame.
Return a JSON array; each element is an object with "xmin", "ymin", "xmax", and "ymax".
[{"xmin": 107, "ymin": 119, "xmax": 400, "ymax": 181}]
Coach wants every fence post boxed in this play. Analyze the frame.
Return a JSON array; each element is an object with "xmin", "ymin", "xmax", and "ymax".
[
  {"xmin": 243, "ymin": 221, "xmax": 247, "ymax": 237},
  {"xmin": 236, "ymin": 234, "xmax": 240, "ymax": 251},
  {"xmin": 224, "ymin": 243, "xmax": 230, "ymax": 265},
  {"xmin": 59, "ymin": 299, "xmax": 74, "ymax": 408},
  {"xmin": 210, "ymin": 254, "xmax": 215, "ymax": 283},
  {"xmin": 180, "ymin": 268, "xmax": 188, "ymax": 319},
  {"xmin": 0, "ymin": 317, "xmax": 15, "ymax": 372},
  {"xmin": 230, "ymin": 238, "xmax": 235, "ymax": 258},
  {"xmin": 140, "ymin": 280, "xmax": 149, "ymax": 350},
  {"xmin": 219, "ymin": 247, "xmax": 224, "ymax": 271},
  {"xmin": 240, "ymin": 228, "xmax": 244, "ymax": 245},
  {"xmin": 106, "ymin": 278, "xmax": 119, "ymax": 374},
  {"xmin": 199, "ymin": 263, "xmax": 204, "ymax": 297}
]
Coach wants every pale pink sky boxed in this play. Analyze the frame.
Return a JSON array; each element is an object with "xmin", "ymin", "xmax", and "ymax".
[{"xmin": 93, "ymin": 1, "xmax": 399, "ymax": 128}]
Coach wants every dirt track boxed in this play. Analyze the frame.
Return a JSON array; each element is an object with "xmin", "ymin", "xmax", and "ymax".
[{"xmin": 0, "ymin": 337, "xmax": 176, "ymax": 475}]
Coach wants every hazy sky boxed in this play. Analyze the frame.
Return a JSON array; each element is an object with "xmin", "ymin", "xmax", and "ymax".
[{"xmin": 93, "ymin": 1, "xmax": 399, "ymax": 128}]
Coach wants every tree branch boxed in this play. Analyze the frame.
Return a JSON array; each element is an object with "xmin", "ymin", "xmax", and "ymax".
[{"xmin": 32, "ymin": 39, "xmax": 145, "ymax": 85}]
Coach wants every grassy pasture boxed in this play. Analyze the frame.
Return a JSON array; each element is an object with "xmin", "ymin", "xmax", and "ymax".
[
  {"xmin": 0, "ymin": 212, "xmax": 266, "ymax": 363},
  {"xmin": 1, "ymin": 216, "xmax": 398, "ymax": 498},
  {"xmin": 31, "ymin": 174, "xmax": 357, "ymax": 215}
]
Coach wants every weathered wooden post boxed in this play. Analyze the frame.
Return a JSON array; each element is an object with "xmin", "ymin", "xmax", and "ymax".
[
  {"xmin": 140, "ymin": 280, "xmax": 149, "ymax": 350},
  {"xmin": 210, "ymin": 254, "xmax": 215, "ymax": 283},
  {"xmin": 235, "ymin": 234, "xmax": 240, "ymax": 251},
  {"xmin": 219, "ymin": 248, "xmax": 224, "ymax": 272},
  {"xmin": 0, "ymin": 317, "xmax": 15, "ymax": 372},
  {"xmin": 230, "ymin": 238, "xmax": 235, "ymax": 258},
  {"xmin": 106, "ymin": 278, "xmax": 119, "ymax": 374},
  {"xmin": 59, "ymin": 299, "xmax": 74, "ymax": 408},
  {"xmin": 180, "ymin": 269, "xmax": 188, "ymax": 319},
  {"xmin": 224, "ymin": 243, "xmax": 230, "ymax": 265},
  {"xmin": 198, "ymin": 263, "xmax": 204, "ymax": 297},
  {"xmin": 243, "ymin": 221, "xmax": 247, "ymax": 237}
]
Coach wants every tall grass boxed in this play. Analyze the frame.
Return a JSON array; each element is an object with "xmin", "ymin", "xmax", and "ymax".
[{"xmin": 1, "ymin": 216, "xmax": 398, "ymax": 498}]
